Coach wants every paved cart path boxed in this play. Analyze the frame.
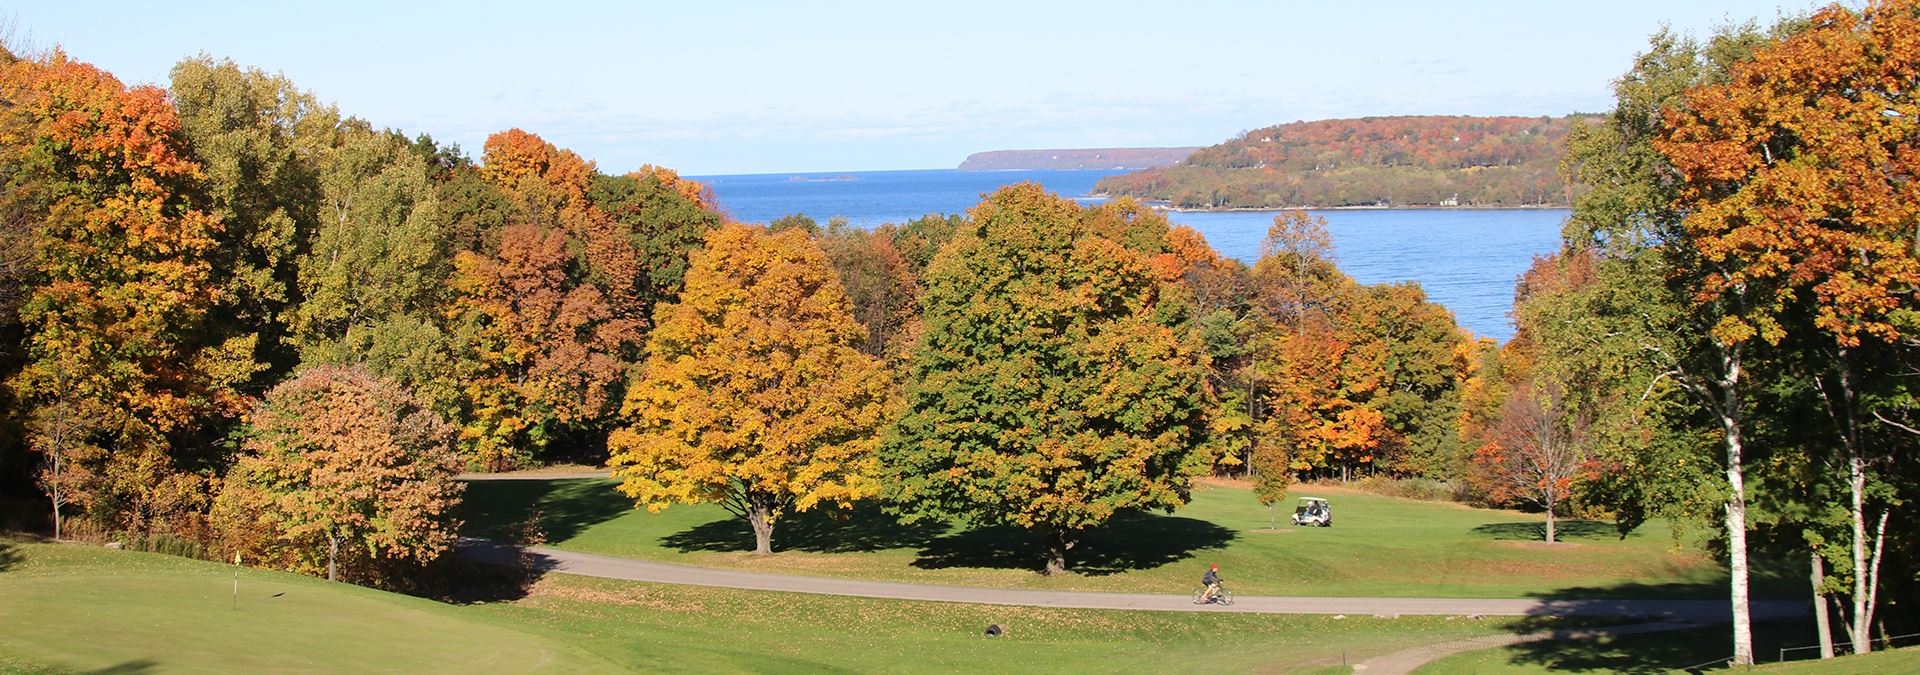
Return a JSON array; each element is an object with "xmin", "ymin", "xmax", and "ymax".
[{"xmin": 458, "ymin": 540, "xmax": 1804, "ymax": 623}]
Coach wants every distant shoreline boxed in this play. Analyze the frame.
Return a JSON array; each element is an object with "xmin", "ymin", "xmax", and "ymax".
[{"xmin": 1094, "ymin": 195, "xmax": 1570, "ymax": 213}]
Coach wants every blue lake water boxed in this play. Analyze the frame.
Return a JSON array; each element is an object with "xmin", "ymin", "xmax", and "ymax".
[{"xmin": 694, "ymin": 169, "xmax": 1566, "ymax": 341}]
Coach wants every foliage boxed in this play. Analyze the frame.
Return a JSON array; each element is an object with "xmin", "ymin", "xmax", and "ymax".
[
  {"xmin": 450, "ymin": 222, "xmax": 632, "ymax": 469},
  {"xmin": 213, "ymin": 365, "xmax": 464, "ymax": 584},
  {"xmin": 879, "ymin": 213, "xmax": 963, "ymax": 275},
  {"xmin": 1655, "ymin": 2, "xmax": 1920, "ymax": 652},
  {"xmin": 587, "ymin": 167, "xmax": 722, "ymax": 321},
  {"xmin": 608, "ymin": 224, "xmax": 894, "ymax": 555},
  {"xmin": 878, "ymin": 184, "xmax": 1213, "ymax": 574},
  {"xmin": 1469, "ymin": 382, "xmax": 1592, "ymax": 543},
  {"xmin": 1246, "ymin": 212, "xmax": 1385, "ymax": 498},
  {"xmin": 0, "ymin": 49, "xmax": 260, "ymax": 534},
  {"xmin": 1097, "ymin": 115, "xmax": 1584, "ymax": 208},
  {"xmin": 817, "ymin": 220, "xmax": 923, "ymax": 363},
  {"xmin": 169, "ymin": 56, "xmax": 336, "ymax": 379}
]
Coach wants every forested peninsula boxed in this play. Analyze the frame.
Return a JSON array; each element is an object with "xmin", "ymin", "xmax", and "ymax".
[{"xmin": 1094, "ymin": 115, "xmax": 1583, "ymax": 209}]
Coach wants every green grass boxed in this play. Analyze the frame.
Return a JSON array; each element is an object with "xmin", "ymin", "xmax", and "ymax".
[
  {"xmin": 461, "ymin": 478, "xmax": 1797, "ymax": 599},
  {"xmin": 0, "ymin": 540, "xmax": 1537, "ymax": 673},
  {"xmin": 1414, "ymin": 622, "xmax": 1920, "ymax": 674},
  {"xmin": 0, "ymin": 541, "xmax": 617, "ymax": 673}
]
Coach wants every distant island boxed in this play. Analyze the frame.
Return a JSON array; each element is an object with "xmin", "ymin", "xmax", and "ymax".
[
  {"xmin": 957, "ymin": 147, "xmax": 1201, "ymax": 171},
  {"xmin": 1094, "ymin": 115, "xmax": 1587, "ymax": 209}
]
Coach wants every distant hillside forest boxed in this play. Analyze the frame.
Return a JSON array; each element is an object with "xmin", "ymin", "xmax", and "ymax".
[{"xmin": 1094, "ymin": 115, "xmax": 1585, "ymax": 209}]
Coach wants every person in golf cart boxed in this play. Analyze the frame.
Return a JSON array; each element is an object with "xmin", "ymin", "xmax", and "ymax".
[{"xmin": 1291, "ymin": 497, "xmax": 1331, "ymax": 526}]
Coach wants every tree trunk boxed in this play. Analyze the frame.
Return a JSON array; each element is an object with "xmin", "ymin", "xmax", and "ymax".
[
  {"xmin": 1720, "ymin": 351, "xmax": 1755, "ymax": 666},
  {"xmin": 747, "ymin": 501, "xmax": 774, "ymax": 556},
  {"xmin": 1812, "ymin": 551, "xmax": 1834, "ymax": 659},
  {"xmin": 48, "ymin": 450, "xmax": 61, "ymax": 541},
  {"xmin": 1043, "ymin": 528, "xmax": 1074, "ymax": 576},
  {"xmin": 1863, "ymin": 510, "xmax": 1888, "ymax": 653},
  {"xmin": 327, "ymin": 532, "xmax": 339, "ymax": 582},
  {"xmin": 1849, "ymin": 456, "xmax": 1872, "ymax": 655},
  {"xmin": 1544, "ymin": 504, "xmax": 1556, "ymax": 545}
]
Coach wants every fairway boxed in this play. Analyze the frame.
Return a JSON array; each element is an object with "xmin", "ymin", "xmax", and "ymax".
[
  {"xmin": 460, "ymin": 479, "xmax": 1795, "ymax": 600},
  {"xmin": 0, "ymin": 541, "xmax": 1547, "ymax": 673}
]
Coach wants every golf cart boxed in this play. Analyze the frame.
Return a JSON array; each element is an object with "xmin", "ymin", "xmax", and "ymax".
[{"xmin": 1290, "ymin": 497, "xmax": 1332, "ymax": 527}]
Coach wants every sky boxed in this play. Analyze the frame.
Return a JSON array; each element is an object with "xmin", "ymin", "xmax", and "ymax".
[{"xmin": 8, "ymin": 0, "xmax": 1823, "ymax": 175}]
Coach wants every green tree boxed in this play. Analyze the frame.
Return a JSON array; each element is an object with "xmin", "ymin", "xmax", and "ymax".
[
  {"xmin": 609, "ymin": 224, "xmax": 893, "ymax": 555},
  {"xmin": 879, "ymin": 184, "xmax": 1213, "ymax": 575},
  {"xmin": 292, "ymin": 125, "xmax": 465, "ymax": 412},
  {"xmin": 169, "ymin": 56, "xmax": 337, "ymax": 381}
]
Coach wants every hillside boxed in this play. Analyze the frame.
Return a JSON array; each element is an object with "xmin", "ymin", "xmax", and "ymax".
[
  {"xmin": 957, "ymin": 147, "xmax": 1200, "ymax": 171},
  {"xmin": 1094, "ymin": 115, "xmax": 1585, "ymax": 209}
]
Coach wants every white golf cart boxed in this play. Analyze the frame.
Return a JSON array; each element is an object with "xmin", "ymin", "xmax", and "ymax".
[{"xmin": 1290, "ymin": 497, "xmax": 1332, "ymax": 527}]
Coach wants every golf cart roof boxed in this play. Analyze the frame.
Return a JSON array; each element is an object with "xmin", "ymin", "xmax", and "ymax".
[{"xmin": 1298, "ymin": 497, "xmax": 1328, "ymax": 503}]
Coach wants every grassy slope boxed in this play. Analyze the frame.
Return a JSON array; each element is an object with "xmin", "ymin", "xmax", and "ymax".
[
  {"xmin": 0, "ymin": 541, "xmax": 1526, "ymax": 673},
  {"xmin": 0, "ymin": 543, "xmax": 616, "ymax": 673},
  {"xmin": 462, "ymin": 479, "xmax": 1794, "ymax": 599}
]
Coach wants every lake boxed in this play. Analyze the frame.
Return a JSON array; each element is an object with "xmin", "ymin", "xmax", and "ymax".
[{"xmin": 694, "ymin": 169, "xmax": 1566, "ymax": 341}]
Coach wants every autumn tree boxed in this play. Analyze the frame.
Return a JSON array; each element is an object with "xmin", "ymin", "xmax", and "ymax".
[
  {"xmin": 879, "ymin": 184, "xmax": 1213, "ymax": 575},
  {"xmin": 0, "ymin": 49, "xmax": 259, "ymax": 534},
  {"xmin": 608, "ymin": 224, "xmax": 893, "ymax": 555},
  {"xmin": 1247, "ymin": 212, "xmax": 1393, "ymax": 489},
  {"xmin": 449, "ymin": 130, "xmax": 648, "ymax": 467},
  {"xmin": 214, "ymin": 365, "xmax": 464, "ymax": 583},
  {"xmin": 588, "ymin": 167, "xmax": 723, "ymax": 320},
  {"xmin": 1471, "ymin": 382, "xmax": 1591, "ymax": 544},
  {"xmin": 450, "ymin": 223, "xmax": 631, "ymax": 469},
  {"xmin": 1655, "ymin": 2, "xmax": 1920, "ymax": 654},
  {"xmin": 817, "ymin": 221, "xmax": 923, "ymax": 363},
  {"xmin": 1555, "ymin": 23, "xmax": 1792, "ymax": 664}
]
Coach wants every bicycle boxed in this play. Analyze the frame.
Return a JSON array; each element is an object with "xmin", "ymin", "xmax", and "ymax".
[{"xmin": 1191, "ymin": 585, "xmax": 1234, "ymax": 606}]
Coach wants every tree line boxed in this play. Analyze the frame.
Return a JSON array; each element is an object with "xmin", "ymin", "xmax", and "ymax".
[{"xmin": 0, "ymin": 41, "xmax": 1491, "ymax": 583}]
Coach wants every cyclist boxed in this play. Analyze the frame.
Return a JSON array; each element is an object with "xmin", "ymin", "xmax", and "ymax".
[{"xmin": 1201, "ymin": 563, "xmax": 1223, "ymax": 603}]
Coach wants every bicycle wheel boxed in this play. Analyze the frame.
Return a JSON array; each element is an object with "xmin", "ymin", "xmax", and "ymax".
[
  {"xmin": 1217, "ymin": 589, "xmax": 1234, "ymax": 606},
  {"xmin": 1192, "ymin": 587, "xmax": 1208, "ymax": 605}
]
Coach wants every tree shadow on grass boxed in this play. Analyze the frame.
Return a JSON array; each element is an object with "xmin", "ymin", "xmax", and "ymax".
[
  {"xmin": 661, "ymin": 502, "xmax": 949, "ymax": 554},
  {"xmin": 87, "ymin": 660, "xmax": 159, "ymax": 674},
  {"xmin": 1472, "ymin": 520, "xmax": 1619, "ymax": 542},
  {"xmin": 458, "ymin": 478, "xmax": 631, "ymax": 543},
  {"xmin": 0, "ymin": 540, "xmax": 20, "ymax": 572},
  {"xmin": 1485, "ymin": 618, "xmax": 1814, "ymax": 673},
  {"xmin": 912, "ymin": 510, "xmax": 1236, "ymax": 575}
]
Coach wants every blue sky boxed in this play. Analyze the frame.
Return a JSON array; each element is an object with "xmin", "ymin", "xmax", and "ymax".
[{"xmin": 10, "ymin": 1, "xmax": 1818, "ymax": 175}]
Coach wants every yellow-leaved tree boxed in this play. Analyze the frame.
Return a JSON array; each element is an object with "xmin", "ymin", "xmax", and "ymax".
[{"xmin": 608, "ymin": 224, "xmax": 895, "ymax": 554}]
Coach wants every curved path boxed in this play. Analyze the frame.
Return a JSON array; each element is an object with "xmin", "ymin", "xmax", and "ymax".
[{"xmin": 459, "ymin": 540, "xmax": 1805, "ymax": 623}]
